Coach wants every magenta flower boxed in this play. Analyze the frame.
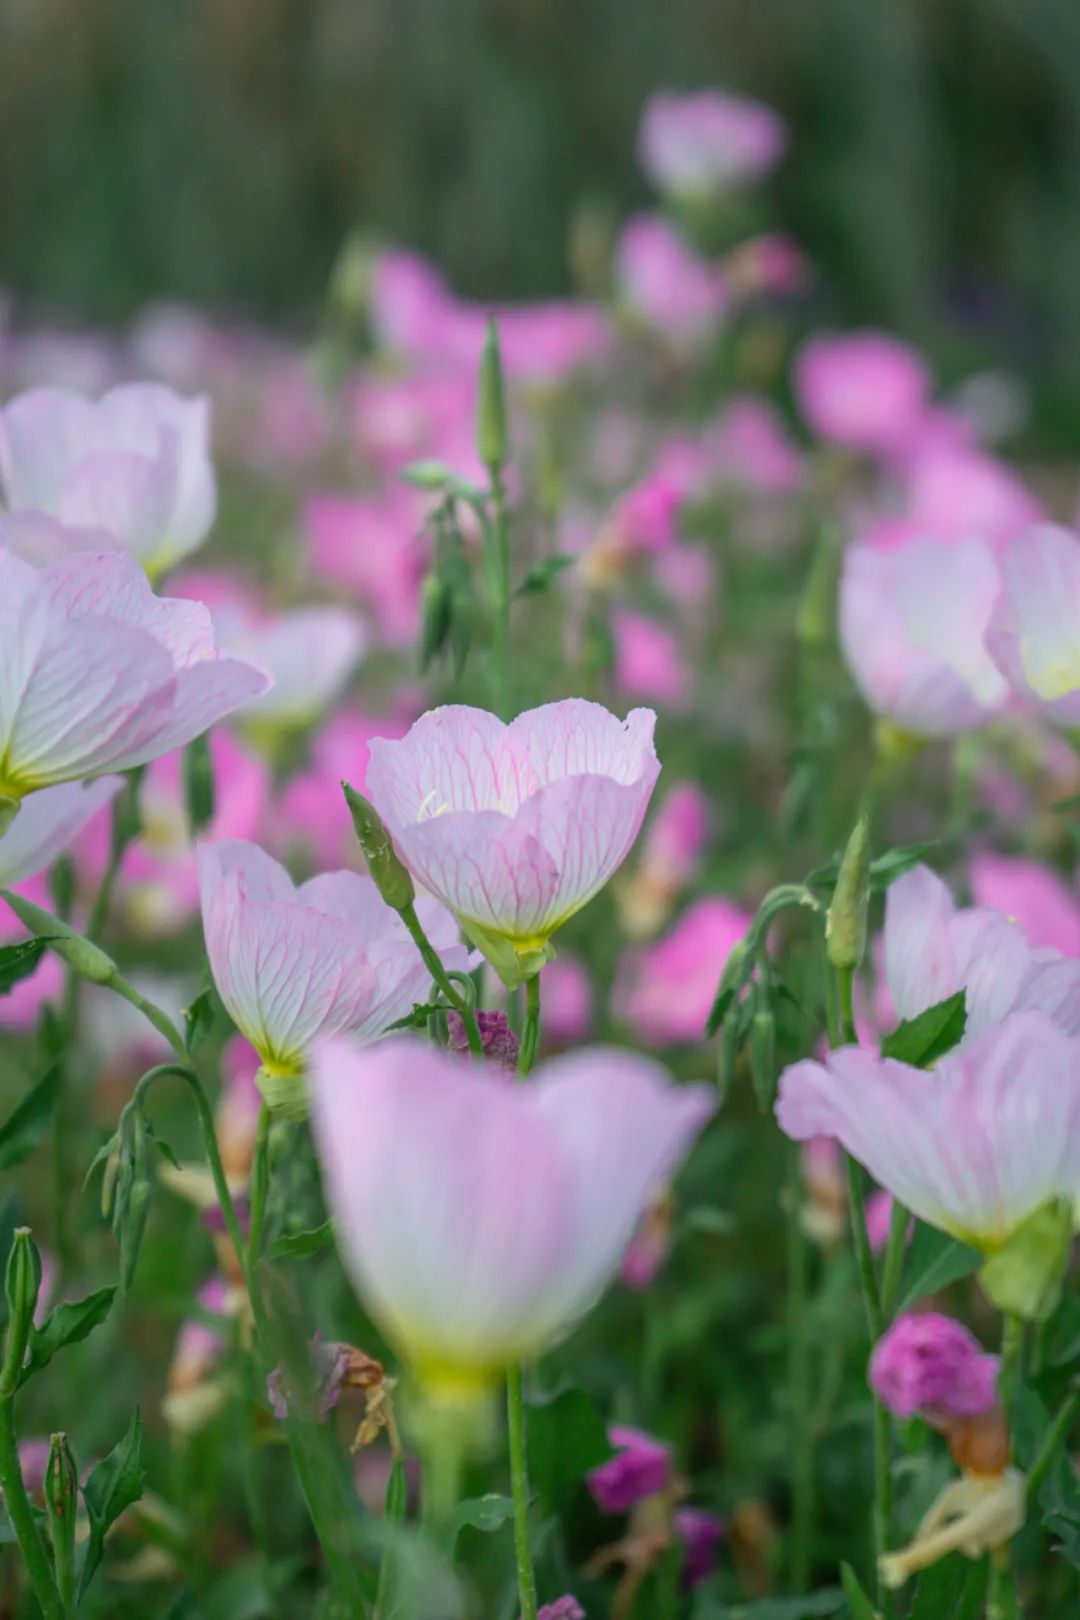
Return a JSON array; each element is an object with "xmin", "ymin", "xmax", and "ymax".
[
  {"xmin": 675, "ymin": 1507, "xmax": 726, "ymax": 1588},
  {"xmin": 638, "ymin": 90, "xmax": 786, "ymax": 196},
  {"xmin": 588, "ymin": 1427, "xmax": 672, "ymax": 1513},
  {"xmin": 309, "ymin": 1037, "xmax": 713, "ymax": 1391},
  {"xmin": 970, "ymin": 853, "xmax": 1080, "ymax": 958},
  {"xmin": 304, "ymin": 491, "xmax": 426, "ymax": 647},
  {"xmin": 0, "ymin": 384, "xmax": 216, "ymax": 574},
  {"xmin": 839, "ymin": 537, "xmax": 1007, "ymax": 737},
  {"xmin": 366, "ymin": 700, "xmax": 660, "ymax": 986},
  {"xmin": 612, "ymin": 611, "xmax": 689, "ymax": 708},
  {"xmin": 0, "ymin": 551, "xmax": 269, "ymax": 808},
  {"xmin": 870, "ymin": 1313, "xmax": 1000, "ymax": 1421},
  {"xmin": 617, "ymin": 898, "xmax": 752, "ymax": 1047},
  {"xmin": 794, "ymin": 332, "xmax": 930, "ymax": 458},
  {"xmin": 446, "ymin": 1009, "xmax": 519, "ymax": 1073},
  {"xmin": 777, "ymin": 1009, "xmax": 1080, "ymax": 1250},
  {"xmin": 198, "ymin": 839, "xmax": 467, "ymax": 1114},
  {"xmin": 987, "ymin": 525, "xmax": 1080, "ymax": 724},
  {"xmin": 274, "ymin": 705, "xmax": 412, "ymax": 869},
  {"xmin": 536, "ymin": 1601, "xmax": 585, "ymax": 1620},
  {"xmin": 0, "ymin": 778, "xmax": 121, "ymax": 886},
  {"xmin": 884, "ymin": 864, "xmax": 1080, "ymax": 1039}
]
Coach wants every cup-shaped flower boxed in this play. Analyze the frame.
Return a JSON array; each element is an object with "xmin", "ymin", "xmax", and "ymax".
[
  {"xmin": 198, "ymin": 840, "xmax": 467, "ymax": 1115},
  {"xmin": 366, "ymin": 701, "xmax": 660, "ymax": 986},
  {"xmin": 776, "ymin": 1010, "xmax": 1080, "ymax": 1251},
  {"xmin": 0, "ymin": 779, "xmax": 121, "ymax": 885},
  {"xmin": 884, "ymin": 864, "xmax": 1080, "ymax": 1039},
  {"xmin": 0, "ymin": 551, "xmax": 270, "ymax": 803},
  {"xmin": 310, "ymin": 1037, "xmax": 713, "ymax": 1393},
  {"xmin": 0, "ymin": 384, "xmax": 216, "ymax": 575},
  {"xmin": 986, "ymin": 524, "xmax": 1080, "ymax": 725},
  {"xmin": 839, "ymin": 537, "xmax": 1007, "ymax": 737}
]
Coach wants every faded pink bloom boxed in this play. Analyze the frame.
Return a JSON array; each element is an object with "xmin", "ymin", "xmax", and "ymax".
[
  {"xmin": 617, "ymin": 898, "xmax": 752, "ymax": 1047},
  {"xmin": 777, "ymin": 1010, "xmax": 1080, "ymax": 1249},
  {"xmin": 447, "ymin": 1009, "xmax": 519, "ymax": 1073},
  {"xmin": 987, "ymin": 525, "xmax": 1080, "ymax": 725},
  {"xmin": 197, "ymin": 840, "xmax": 467, "ymax": 1112},
  {"xmin": 352, "ymin": 372, "xmax": 478, "ymax": 474},
  {"xmin": 0, "ymin": 384, "xmax": 216, "ymax": 573},
  {"xmin": 588, "ymin": 1426, "xmax": 671, "ymax": 1513},
  {"xmin": 310, "ymin": 1037, "xmax": 713, "ymax": 1388},
  {"xmin": 619, "ymin": 782, "xmax": 710, "ymax": 937},
  {"xmin": 163, "ymin": 1277, "xmax": 232, "ymax": 1432},
  {"xmin": 795, "ymin": 332, "xmax": 930, "ymax": 458},
  {"xmin": 366, "ymin": 701, "xmax": 660, "ymax": 986},
  {"xmin": 491, "ymin": 303, "xmax": 609, "ymax": 388},
  {"xmin": 620, "ymin": 1185, "xmax": 673, "ymax": 1289},
  {"xmin": 0, "ymin": 551, "xmax": 269, "ymax": 805},
  {"xmin": 612, "ymin": 611, "xmax": 689, "ymax": 708},
  {"xmin": 676, "ymin": 1508, "xmax": 726, "ymax": 1588},
  {"xmin": 16, "ymin": 1439, "xmax": 52, "ymax": 1501},
  {"xmin": 368, "ymin": 249, "xmax": 458, "ymax": 361},
  {"xmin": 969, "ymin": 853, "xmax": 1080, "ymax": 958},
  {"xmin": 638, "ymin": 90, "xmax": 786, "ymax": 195},
  {"xmin": 616, "ymin": 215, "xmax": 729, "ymax": 347},
  {"xmin": 583, "ymin": 475, "xmax": 683, "ymax": 586},
  {"xmin": 217, "ymin": 1038, "xmax": 264, "ymax": 1182},
  {"xmin": 870, "ymin": 1314, "xmax": 1000, "ymax": 1420},
  {"xmin": 304, "ymin": 492, "xmax": 426, "ymax": 647},
  {"xmin": 725, "ymin": 233, "xmax": 811, "ymax": 300},
  {"xmin": 884, "ymin": 864, "xmax": 1080, "ymax": 1040},
  {"xmin": 866, "ymin": 1191, "xmax": 913, "ymax": 1255},
  {"xmin": 0, "ymin": 778, "xmax": 122, "ymax": 886},
  {"xmin": 838, "ymin": 537, "xmax": 1007, "ymax": 736}
]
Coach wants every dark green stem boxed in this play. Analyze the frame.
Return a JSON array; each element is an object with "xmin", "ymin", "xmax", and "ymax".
[
  {"xmin": 1026, "ymin": 1382, "xmax": 1080, "ymax": 1504},
  {"xmin": 879, "ymin": 1198, "xmax": 911, "ymax": 1325},
  {"xmin": 988, "ymin": 1314, "xmax": 1025, "ymax": 1620},
  {"xmin": 506, "ymin": 1365, "xmax": 537, "ymax": 1620},
  {"xmin": 518, "ymin": 974, "xmax": 541, "ymax": 1076},
  {"xmin": 486, "ymin": 471, "xmax": 512, "ymax": 719},
  {"xmin": 786, "ymin": 1153, "xmax": 814, "ymax": 1592},
  {"xmin": 0, "ymin": 1302, "xmax": 62, "ymax": 1620},
  {"xmin": 399, "ymin": 903, "xmax": 483, "ymax": 1056}
]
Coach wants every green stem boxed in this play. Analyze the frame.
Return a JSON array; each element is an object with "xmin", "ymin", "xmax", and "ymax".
[
  {"xmin": 107, "ymin": 976, "xmax": 190, "ymax": 1062},
  {"xmin": 399, "ymin": 903, "xmax": 483, "ymax": 1057},
  {"xmin": 988, "ymin": 1314, "xmax": 1025, "ymax": 1620},
  {"xmin": 518, "ymin": 974, "xmax": 541, "ymax": 1076},
  {"xmin": 879, "ymin": 1198, "xmax": 910, "ymax": 1325},
  {"xmin": 486, "ymin": 471, "xmax": 512, "ymax": 720},
  {"xmin": 0, "ymin": 1402, "xmax": 63, "ymax": 1619},
  {"xmin": 845, "ymin": 1159, "xmax": 882, "ymax": 1340},
  {"xmin": 836, "ymin": 963, "xmax": 858, "ymax": 1046},
  {"xmin": 1025, "ymin": 1382, "xmax": 1080, "ymax": 1504},
  {"xmin": 506, "ymin": 1365, "xmax": 538, "ymax": 1620},
  {"xmin": 374, "ymin": 1459, "xmax": 407, "ymax": 1620},
  {"xmin": 247, "ymin": 1105, "xmax": 272, "ymax": 1275},
  {"xmin": 786, "ymin": 1153, "xmax": 814, "ymax": 1592}
]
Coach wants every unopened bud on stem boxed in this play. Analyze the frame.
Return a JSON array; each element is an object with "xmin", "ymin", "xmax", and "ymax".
[
  {"xmin": 341, "ymin": 786, "xmax": 415, "ymax": 912},
  {"xmin": 45, "ymin": 1432, "xmax": 78, "ymax": 1612},
  {"xmin": 476, "ymin": 317, "xmax": 508, "ymax": 475},
  {"xmin": 826, "ymin": 812, "xmax": 871, "ymax": 973},
  {"xmin": 2, "ymin": 1229, "xmax": 41, "ymax": 1390}
]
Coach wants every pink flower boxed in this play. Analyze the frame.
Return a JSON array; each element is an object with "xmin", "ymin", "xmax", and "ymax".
[
  {"xmin": 351, "ymin": 372, "xmax": 477, "ymax": 474},
  {"xmin": 446, "ymin": 1009, "xmax": 519, "ymax": 1073},
  {"xmin": 197, "ymin": 839, "xmax": 467, "ymax": 1114},
  {"xmin": 584, "ymin": 475, "xmax": 683, "ymax": 585},
  {"xmin": 274, "ymin": 707, "xmax": 412, "ymax": 868},
  {"xmin": 703, "ymin": 398, "xmax": 804, "ymax": 495},
  {"xmin": 794, "ymin": 332, "xmax": 930, "ymax": 457},
  {"xmin": 588, "ymin": 1427, "xmax": 671, "ymax": 1513},
  {"xmin": 616, "ymin": 216, "xmax": 729, "ymax": 347},
  {"xmin": 725, "ymin": 233, "xmax": 811, "ymax": 300},
  {"xmin": 366, "ymin": 701, "xmax": 660, "ymax": 986},
  {"xmin": 620, "ymin": 1186, "xmax": 673, "ymax": 1289},
  {"xmin": 537, "ymin": 1600, "xmax": 585, "ymax": 1620},
  {"xmin": 0, "ymin": 551, "xmax": 270, "ymax": 804},
  {"xmin": 0, "ymin": 384, "xmax": 216, "ymax": 574},
  {"xmin": 304, "ymin": 492, "xmax": 426, "ymax": 647},
  {"xmin": 884, "ymin": 864, "xmax": 1080, "ymax": 1039},
  {"xmin": 612, "ymin": 611, "xmax": 689, "ymax": 708},
  {"xmin": 838, "ymin": 537, "xmax": 1007, "ymax": 736},
  {"xmin": 776, "ymin": 1010, "xmax": 1080, "ymax": 1250},
  {"xmin": 903, "ymin": 444, "xmax": 1040, "ymax": 551},
  {"xmin": 368, "ymin": 249, "xmax": 457, "ymax": 361},
  {"xmin": 618, "ymin": 782, "xmax": 709, "ymax": 937},
  {"xmin": 675, "ymin": 1508, "xmax": 726, "ymax": 1588},
  {"xmin": 969, "ymin": 853, "xmax": 1080, "ymax": 958},
  {"xmin": 0, "ymin": 779, "xmax": 121, "ymax": 885},
  {"xmin": 221, "ymin": 607, "xmax": 365, "ymax": 741},
  {"xmin": 638, "ymin": 90, "xmax": 786, "ymax": 195},
  {"xmin": 987, "ymin": 525, "xmax": 1080, "ymax": 725},
  {"xmin": 869, "ymin": 1314, "xmax": 1000, "ymax": 1420},
  {"xmin": 617, "ymin": 898, "xmax": 752, "ymax": 1047},
  {"xmin": 310, "ymin": 1036, "xmax": 713, "ymax": 1389}
]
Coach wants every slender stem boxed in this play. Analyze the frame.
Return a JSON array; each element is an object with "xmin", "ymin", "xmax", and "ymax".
[
  {"xmin": 247, "ymin": 1105, "xmax": 272, "ymax": 1274},
  {"xmin": 107, "ymin": 976, "xmax": 190, "ymax": 1062},
  {"xmin": 374, "ymin": 1459, "xmax": 407, "ymax": 1620},
  {"xmin": 845, "ymin": 1159, "xmax": 882, "ymax": 1340},
  {"xmin": 1026, "ymin": 1382, "xmax": 1080, "ymax": 1504},
  {"xmin": 786, "ymin": 1153, "xmax": 814, "ymax": 1592},
  {"xmin": 879, "ymin": 1198, "xmax": 910, "ymax": 1325},
  {"xmin": 486, "ymin": 471, "xmax": 512, "ymax": 720},
  {"xmin": 987, "ymin": 1314, "xmax": 1025, "ymax": 1620},
  {"xmin": 506, "ymin": 1366, "xmax": 538, "ymax": 1620},
  {"xmin": 0, "ymin": 1400, "xmax": 63, "ymax": 1619},
  {"xmin": 421, "ymin": 1428, "xmax": 462, "ymax": 1535},
  {"xmin": 518, "ymin": 974, "xmax": 541, "ymax": 1076},
  {"xmin": 836, "ymin": 964, "xmax": 858, "ymax": 1046},
  {"xmin": 399, "ymin": 903, "xmax": 483, "ymax": 1057},
  {"xmin": 50, "ymin": 972, "xmax": 80, "ymax": 1275}
]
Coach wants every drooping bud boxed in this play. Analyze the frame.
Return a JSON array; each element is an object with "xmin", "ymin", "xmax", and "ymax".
[
  {"xmin": 45, "ymin": 1432, "xmax": 79, "ymax": 1612},
  {"xmin": 2, "ymin": 1229, "xmax": 42, "ymax": 1387},
  {"xmin": 182, "ymin": 733, "xmax": 215, "ymax": 835},
  {"xmin": 825, "ymin": 811, "xmax": 871, "ymax": 973},
  {"xmin": 748, "ymin": 991, "xmax": 777, "ymax": 1111},
  {"xmin": 476, "ymin": 316, "xmax": 509, "ymax": 475},
  {"xmin": 0, "ymin": 891, "xmax": 118, "ymax": 986},
  {"xmin": 341, "ymin": 785, "xmax": 415, "ymax": 913}
]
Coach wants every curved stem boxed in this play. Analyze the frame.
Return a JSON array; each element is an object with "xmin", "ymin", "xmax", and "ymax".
[
  {"xmin": 400, "ymin": 903, "xmax": 483, "ymax": 1057},
  {"xmin": 506, "ymin": 1366, "xmax": 537, "ymax": 1620}
]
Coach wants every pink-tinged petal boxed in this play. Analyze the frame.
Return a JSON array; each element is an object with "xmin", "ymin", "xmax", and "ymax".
[
  {"xmin": 970, "ymin": 853, "xmax": 1080, "ymax": 958},
  {"xmin": 777, "ymin": 1012, "xmax": 1080, "ymax": 1246},
  {"xmin": 0, "ymin": 512, "xmax": 118, "ymax": 564},
  {"xmin": 239, "ymin": 607, "xmax": 366, "ymax": 722},
  {"xmin": 125, "ymin": 656, "xmax": 271, "ymax": 764},
  {"xmin": 41, "ymin": 552, "xmax": 216, "ymax": 663},
  {"xmin": 395, "ymin": 812, "xmax": 560, "ymax": 939},
  {"xmin": 509, "ymin": 700, "xmax": 657, "ymax": 788},
  {"xmin": 367, "ymin": 706, "xmax": 537, "ymax": 824},
  {"xmin": 0, "ymin": 554, "xmax": 53, "ymax": 751},
  {"xmin": 56, "ymin": 448, "xmax": 178, "ymax": 562},
  {"xmin": 95, "ymin": 385, "xmax": 216, "ymax": 555},
  {"xmin": 883, "ymin": 866, "xmax": 958, "ymax": 1020},
  {"xmin": 201, "ymin": 840, "xmax": 296, "ymax": 904},
  {"xmin": 0, "ymin": 778, "xmax": 123, "ymax": 886},
  {"xmin": 0, "ymin": 389, "xmax": 95, "ymax": 508},
  {"xmin": 309, "ymin": 1038, "xmax": 574, "ymax": 1376},
  {"xmin": 1013, "ymin": 955, "xmax": 1080, "ymax": 1036},
  {"xmin": 516, "ymin": 772, "xmax": 660, "ymax": 931},
  {"xmin": 987, "ymin": 525, "xmax": 1080, "ymax": 724}
]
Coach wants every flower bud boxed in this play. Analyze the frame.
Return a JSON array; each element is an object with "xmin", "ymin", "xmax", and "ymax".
[
  {"xmin": 418, "ymin": 573, "xmax": 453, "ymax": 672},
  {"xmin": 0, "ymin": 890, "xmax": 118, "ymax": 986},
  {"xmin": 341, "ymin": 785, "xmax": 415, "ymax": 913},
  {"xmin": 3, "ymin": 1229, "xmax": 41, "ymax": 1386},
  {"xmin": 825, "ymin": 811, "xmax": 871, "ymax": 972},
  {"xmin": 182, "ymin": 734, "xmax": 215, "ymax": 834},
  {"xmin": 748, "ymin": 995, "xmax": 776, "ymax": 1111},
  {"xmin": 45, "ymin": 1432, "xmax": 78, "ymax": 1609},
  {"xmin": 476, "ymin": 316, "xmax": 508, "ymax": 475}
]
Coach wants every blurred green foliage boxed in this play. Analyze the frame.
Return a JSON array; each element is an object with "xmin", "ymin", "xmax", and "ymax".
[{"xmin": 3, "ymin": 0, "xmax": 1080, "ymax": 398}]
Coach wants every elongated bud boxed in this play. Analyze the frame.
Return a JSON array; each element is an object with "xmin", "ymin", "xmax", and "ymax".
[
  {"xmin": 0, "ymin": 891, "xmax": 118, "ymax": 986},
  {"xmin": 114, "ymin": 766, "xmax": 145, "ymax": 850},
  {"xmin": 45, "ymin": 1432, "xmax": 78, "ymax": 1611},
  {"xmin": 418, "ymin": 573, "xmax": 453, "ymax": 672},
  {"xmin": 826, "ymin": 812, "xmax": 871, "ymax": 972},
  {"xmin": 341, "ymin": 785, "xmax": 415, "ymax": 912},
  {"xmin": 749, "ymin": 994, "xmax": 777, "ymax": 1112},
  {"xmin": 3, "ymin": 1229, "xmax": 41, "ymax": 1387},
  {"xmin": 476, "ymin": 317, "xmax": 508, "ymax": 475},
  {"xmin": 717, "ymin": 1010, "xmax": 742, "ymax": 1104},
  {"xmin": 182, "ymin": 734, "xmax": 215, "ymax": 835}
]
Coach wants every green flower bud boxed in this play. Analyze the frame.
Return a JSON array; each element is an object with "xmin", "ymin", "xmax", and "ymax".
[
  {"xmin": 2, "ymin": 1229, "xmax": 41, "ymax": 1388},
  {"xmin": 0, "ymin": 890, "xmax": 119, "ymax": 986},
  {"xmin": 476, "ymin": 317, "xmax": 508, "ymax": 475},
  {"xmin": 418, "ymin": 573, "xmax": 453, "ymax": 672},
  {"xmin": 826, "ymin": 812, "xmax": 871, "ymax": 972},
  {"xmin": 45, "ymin": 1431, "xmax": 78, "ymax": 1612},
  {"xmin": 182, "ymin": 733, "xmax": 215, "ymax": 835},
  {"xmin": 341, "ymin": 785, "xmax": 415, "ymax": 913},
  {"xmin": 749, "ymin": 997, "xmax": 777, "ymax": 1112}
]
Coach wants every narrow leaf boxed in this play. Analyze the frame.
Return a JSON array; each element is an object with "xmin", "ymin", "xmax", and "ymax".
[
  {"xmin": 840, "ymin": 1562, "xmax": 877, "ymax": 1619},
  {"xmin": 25, "ymin": 1286, "xmax": 116, "ymax": 1380},
  {"xmin": 444, "ymin": 1493, "xmax": 514, "ymax": 1553},
  {"xmin": 0, "ymin": 1065, "xmax": 60, "ymax": 1171},
  {"xmin": 79, "ymin": 1409, "xmax": 145, "ymax": 1597},
  {"xmin": 514, "ymin": 555, "xmax": 575, "ymax": 597},
  {"xmin": 0, "ymin": 938, "xmax": 48, "ymax": 994},
  {"xmin": 267, "ymin": 1222, "xmax": 334, "ymax": 1261}
]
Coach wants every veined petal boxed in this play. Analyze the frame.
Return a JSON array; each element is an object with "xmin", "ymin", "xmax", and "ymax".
[{"xmin": 0, "ymin": 778, "xmax": 122, "ymax": 886}]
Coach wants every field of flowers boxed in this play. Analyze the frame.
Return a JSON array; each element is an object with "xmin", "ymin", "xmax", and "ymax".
[{"xmin": 0, "ymin": 78, "xmax": 1078, "ymax": 1620}]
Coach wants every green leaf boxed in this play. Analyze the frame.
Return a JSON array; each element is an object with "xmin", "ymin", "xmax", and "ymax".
[
  {"xmin": 78, "ymin": 1409, "xmax": 146, "ymax": 1598},
  {"xmin": 25, "ymin": 1286, "xmax": 116, "ymax": 1381},
  {"xmin": 182, "ymin": 731, "xmax": 215, "ymax": 834},
  {"xmin": 267, "ymin": 1222, "xmax": 334, "ymax": 1261},
  {"xmin": 897, "ymin": 1223, "xmax": 981, "ymax": 1314},
  {"xmin": 0, "ymin": 938, "xmax": 48, "ymax": 994},
  {"xmin": 910, "ymin": 1555, "xmax": 986, "ymax": 1618},
  {"xmin": 0, "ymin": 1065, "xmax": 60, "ymax": 1172},
  {"xmin": 693, "ymin": 1588, "xmax": 845, "ymax": 1619},
  {"xmin": 880, "ymin": 992, "xmax": 966, "ymax": 1068},
  {"xmin": 840, "ymin": 1562, "xmax": 877, "ymax": 1619},
  {"xmin": 183, "ymin": 984, "xmax": 217, "ymax": 1052},
  {"xmin": 524, "ymin": 1386, "xmax": 613, "ymax": 1507},
  {"xmin": 514, "ymin": 555, "xmax": 576, "ymax": 597},
  {"xmin": 444, "ymin": 1493, "xmax": 513, "ymax": 1553}
]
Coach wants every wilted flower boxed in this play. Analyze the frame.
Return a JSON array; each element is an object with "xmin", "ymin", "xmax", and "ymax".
[
  {"xmin": 777, "ymin": 1009, "xmax": 1080, "ymax": 1250},
  {"xmin": 675, "ymin": 1507, "xmax": 726, "ymax": 1589},
  {"xmin": 366, "ymin": 701, "xmax": 660, "ymax": 986},
  {"xmin": 869, "ymin": 1314, "xmax": 1000, "ymax": 1421},
  {"xmin": 880, "ymin": 1471, "xmax": 1024, "ymax": 1589},
  {"xmin": 0, "ymin": 384, "xmax": 216, "ymax": 574},
  {"xmin": 310, "ymin": 1037, "xmax": 713, "ymax": 1393},
  {"xmin": 198, "ymin": 839, "xmax": 466, "ymax": 1114},
  {"xmin": 446, "ymin": 1009, "xmax": 519, "ymax": 1073},
  {"xmin": 987, "ymin": 524, "xmax": 1080, "ymax": 724},
  {"xmin": 838, "ymin": 537, "xmax": 1007, "ymax": 737},
  {"xmin": 0, "ymin": 551, "xmax": 270, "ymax": 808},
  {"xmin": 536, "ymin": 1600, "xmax": 585, "ymax": 1620},
  {"xmin": 588, "ymin": 1427, "xmax": 672, "ymax": 1514},
  {"xmin": 638, "ymin": 90, "xmax": 786, "ymax": 196}
]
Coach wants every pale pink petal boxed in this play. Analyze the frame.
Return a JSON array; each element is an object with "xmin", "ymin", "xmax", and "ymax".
[{"xmin": 0, "ymin": 778, "xmax": 123, "ymax": 886}]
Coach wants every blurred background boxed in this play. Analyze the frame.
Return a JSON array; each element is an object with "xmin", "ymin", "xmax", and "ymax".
[{"xmin": 5, "ymin": 0, "xmax": 1080, "ymax": 441}]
